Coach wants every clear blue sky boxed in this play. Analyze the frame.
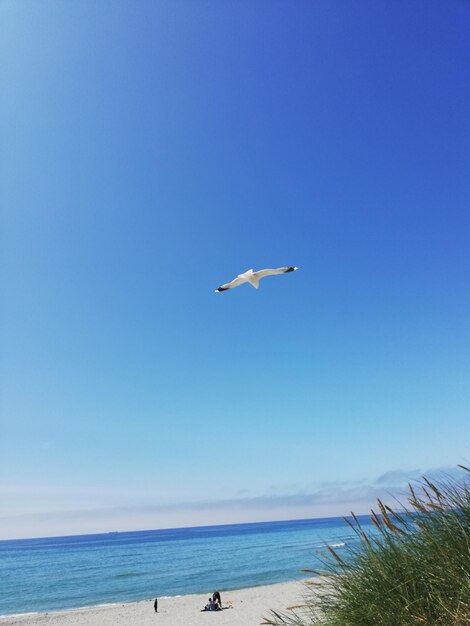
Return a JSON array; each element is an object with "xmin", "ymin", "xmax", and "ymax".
[{"xmin": 1, "ymin": 0, "xmax": 469, "ymax": 539}]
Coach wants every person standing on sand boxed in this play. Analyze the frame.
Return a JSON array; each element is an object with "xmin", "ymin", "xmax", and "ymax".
[{"xmin": 154, "ymin": 597, "xmax": 158, "ymax": 612}]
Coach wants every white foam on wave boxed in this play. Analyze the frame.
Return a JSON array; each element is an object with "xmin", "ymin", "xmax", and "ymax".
[
  {"xmin": 0, "ymin": 602, "xmax": 128, "ymax": 620},
  {"xmin": 68, "ymin": 602, "xmax": 126, "ymax": 612},
  {"xmin": 328, "ymin": 542, "xmax": 345, "ymax": 548},
  {"xmin": 0, "ymin": 612, "xmax": 39, "ymax": 620}
]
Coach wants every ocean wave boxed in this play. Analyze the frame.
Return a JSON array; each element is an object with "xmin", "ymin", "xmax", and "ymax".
[
  {"xmin": 0, "ymin": 612, "xmax": 39, "ymax": 620},
  {"xmin": 3, "ymin": 602, "xmax": 127, "ymax": 618},
  {"xmin": 328, "ymin": 542, "xmax": 345, "ymax": 548},
  {"xmin": 114, "ymin": 571, "xmax": 146, "ymax": 579}
]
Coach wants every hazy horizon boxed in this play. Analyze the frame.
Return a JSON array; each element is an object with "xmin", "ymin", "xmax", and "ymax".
[{"xmin": 1, "ymin": 465, "xmax": 467, "ymax": 541}]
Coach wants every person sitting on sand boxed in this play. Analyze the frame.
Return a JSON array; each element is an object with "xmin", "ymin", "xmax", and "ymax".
[
  {"xmin": 203, "ymin": 597, "xmax": 219, "ymax": 611},
  {"xmin": 212, "ymin": 591, "xmax": 222, "ymax": 609}
]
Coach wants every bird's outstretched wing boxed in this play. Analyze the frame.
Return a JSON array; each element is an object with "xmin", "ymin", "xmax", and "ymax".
[
  {"xmin": 254, "ymin": 266, "xmax": 298, "ymax": 279},
  {"xmin": 214, "ymin": 276, "xmax": 247, "ymax": 292}
]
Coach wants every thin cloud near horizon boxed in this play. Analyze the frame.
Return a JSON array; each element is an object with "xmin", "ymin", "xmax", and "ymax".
[{"xmin": 1, "ymin": 465, "xmax": 467, "ymax": 541}]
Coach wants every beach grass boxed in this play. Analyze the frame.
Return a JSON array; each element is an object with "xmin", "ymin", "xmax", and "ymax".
[{"xmin": 264, "ymin": 467, "xmax": 470, "ymax": 626}]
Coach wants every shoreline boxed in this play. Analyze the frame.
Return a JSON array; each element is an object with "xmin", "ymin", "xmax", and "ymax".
[{"xmin": 0, "ymin": 578, "xmax": 324, "ymax": 625}]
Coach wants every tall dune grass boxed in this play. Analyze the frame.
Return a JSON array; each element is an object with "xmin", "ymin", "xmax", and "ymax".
[{"xmin": 264, "ymin": 467, "xmax": 470, "ymax": 626}]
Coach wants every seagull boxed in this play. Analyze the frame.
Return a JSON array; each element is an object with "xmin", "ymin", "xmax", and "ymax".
[{"xmin": 215, "ymin": 266, "xmax": 299, "ymax": 292}]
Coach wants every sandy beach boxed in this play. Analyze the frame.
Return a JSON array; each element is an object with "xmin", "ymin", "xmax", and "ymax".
[{"xmin": 0, "ymin": 579, "xmax": 322, "ymax": 626}]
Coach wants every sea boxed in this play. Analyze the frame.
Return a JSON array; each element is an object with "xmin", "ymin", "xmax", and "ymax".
[{"xmin": 0, "ymin": 515, "xmax": 374, "ymax": 618}]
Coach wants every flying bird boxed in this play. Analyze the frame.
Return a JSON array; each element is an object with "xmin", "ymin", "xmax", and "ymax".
[{"xmin": 215, "ymin": 266, "xmax": 299, "ymax": 292}]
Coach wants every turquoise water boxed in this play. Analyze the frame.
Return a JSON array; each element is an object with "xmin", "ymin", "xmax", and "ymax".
[{"xmin": 0, "ymin": 516, "xmax": 373, "ymax": 616}]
